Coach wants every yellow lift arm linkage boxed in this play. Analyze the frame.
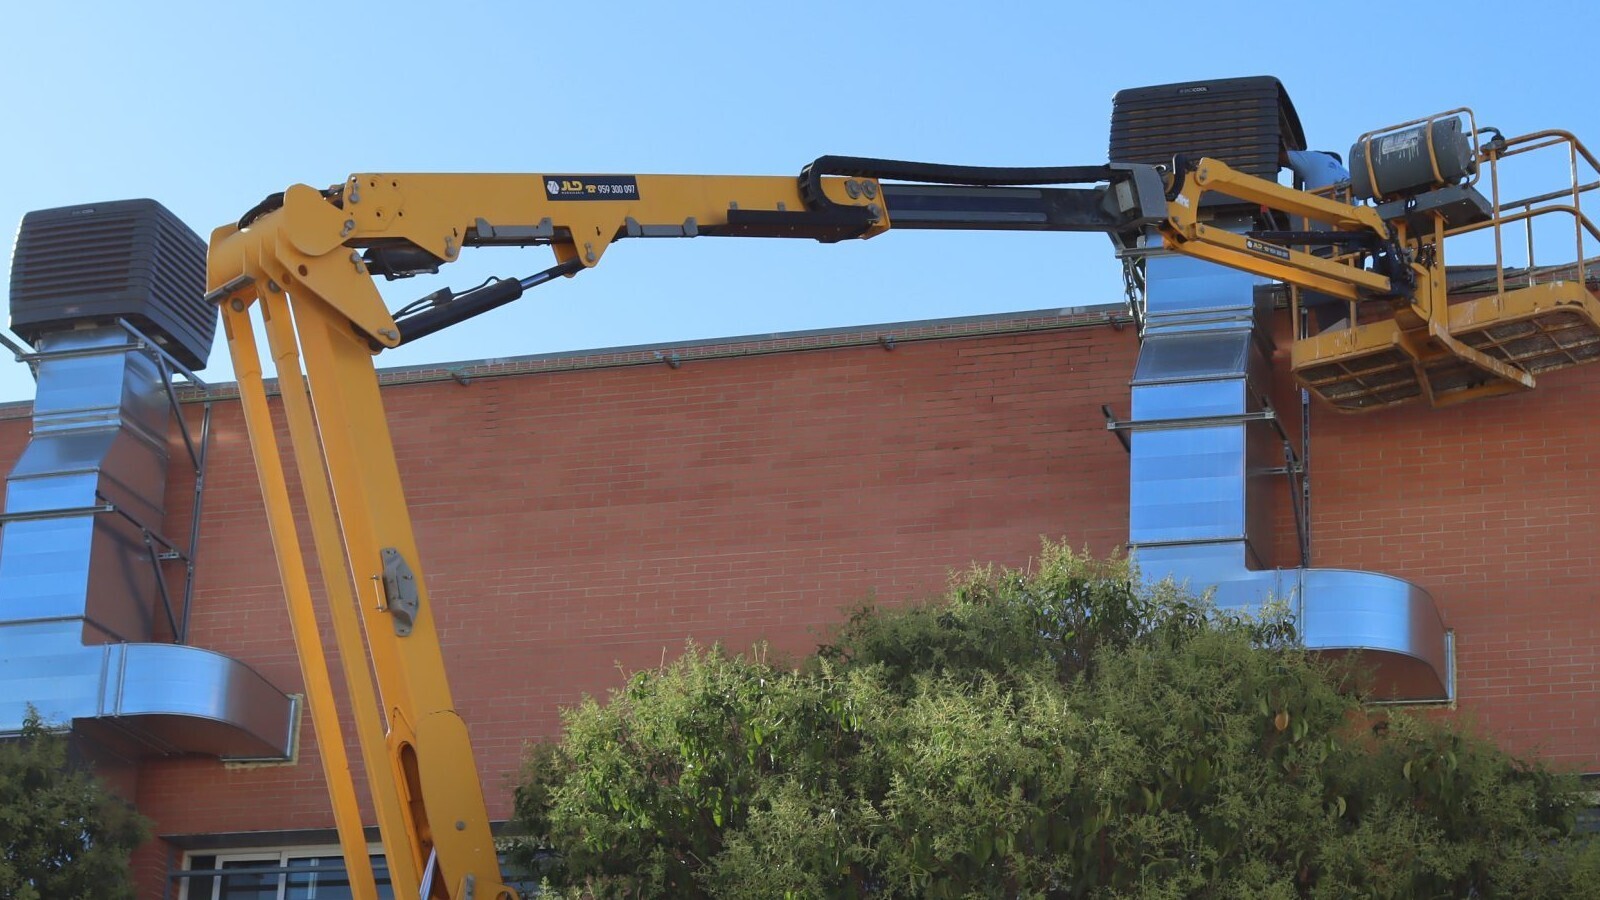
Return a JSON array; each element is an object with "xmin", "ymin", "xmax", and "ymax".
[
  {"xmin": 1157, "ymin": 156, "xmax": 1558, "ymax": 408},
  {"xmin": 204, "ymin": 133, "xmax": 1596, "ymax": 898}
]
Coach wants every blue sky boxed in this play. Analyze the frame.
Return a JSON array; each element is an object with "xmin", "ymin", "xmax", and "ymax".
[{"xmin": 0, "ymin": 1, "xmax": 1592, "ymax": 403}]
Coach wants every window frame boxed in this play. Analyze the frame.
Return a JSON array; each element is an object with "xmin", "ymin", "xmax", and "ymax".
[{"xmin": 177, "ymin": 844, "xmax": 391, "ymax": 900}]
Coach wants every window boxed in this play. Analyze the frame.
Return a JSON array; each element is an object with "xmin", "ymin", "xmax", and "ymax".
[
  {"xmin": 178, "ymin": 845, "xmax": 539, "ymax": 898},
  {"xmin": 178, "ymin": 847, "xmax": 393, "ymax": 900},
  {"xmin": 284, "ymin": 855, "xmax": 388, "ymax": 900}
]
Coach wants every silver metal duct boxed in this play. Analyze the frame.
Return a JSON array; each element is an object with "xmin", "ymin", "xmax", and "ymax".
[
  {"xmin": 1126, "ymin": 245, "xmax": 1453, "ymax": 701},
  {"xmin": 0, "ymin": 325, "xmax": 294, "ymax": 758}
]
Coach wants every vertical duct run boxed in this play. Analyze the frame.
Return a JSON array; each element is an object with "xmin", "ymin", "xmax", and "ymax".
[
  {"xmin": 0, "ymin": 200, "xmax": 294, "ymax": 758},
  {"xmin": 1114, "ymin": 79, "xmax": 1452, "ymax": 701}
]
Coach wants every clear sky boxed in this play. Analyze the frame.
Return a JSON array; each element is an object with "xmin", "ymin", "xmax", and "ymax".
[{"xmin": 0, "ymin": 0, "xmax": 1593, "ymax": 403}]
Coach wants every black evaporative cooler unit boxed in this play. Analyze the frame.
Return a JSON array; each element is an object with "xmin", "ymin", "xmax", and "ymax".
[
  {"xmin": 1109, "ymin": 75, "xmax": 1308, "ymax": 192},
  {"xmin": 9, "ymin": 198, "xmax": 216, "ymax": 370}
]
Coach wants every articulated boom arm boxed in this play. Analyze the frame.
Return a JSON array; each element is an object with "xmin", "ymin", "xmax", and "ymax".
[
  {"xmin": 210, "ymin": 162, "xmax": 1172, "ymax": 353},
  {"xmin": 207, "ymin": 155, "xmax": 1455, "ymax": 899},
  {"xmin": 204, "ymin": 160, "xmax": 1172, "ymax": 900}
]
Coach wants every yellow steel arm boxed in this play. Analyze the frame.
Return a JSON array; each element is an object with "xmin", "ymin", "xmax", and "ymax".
[
  {"xmin": 213, "ymin": 173, "xmax": 888, "ymax": 350},
  {"xmin": 222, "ymin": 304, "xmax": 381, "ymax": 898},
  {"xmin": 215, "ymin": 272, "xmax": 509, "ymax": 900},
  {"xmin": 1158, "ymin": 156, "xmax": 1399, "ymax": 302}
]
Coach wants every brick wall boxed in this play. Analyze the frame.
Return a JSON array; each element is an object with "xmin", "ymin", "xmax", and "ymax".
[
  {"xmin": 2, "ymin": 307, "xmax": 1593, "ymax": 897},
  {"xmin": 1305, "ymin": 362, "xmax": 1600, "ymax": 761}
]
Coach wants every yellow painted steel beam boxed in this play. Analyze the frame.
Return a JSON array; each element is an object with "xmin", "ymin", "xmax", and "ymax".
[
  {"xmin": 1159, "ymin": 226, "xmax": 1377, "ymax": 301},
  {"xmin": 221, "ymin": 299, "xmax": 381, "ymax": 900},
  {"xmin": 256, "ymin": 288, "xmax": 426, "ymax": 897},
  {"xmin": 1158, "ymin": 156, "xmax": 1397, "ymax": 303},
  {"xmin": 289, "ymin": 287, "xmax": 515, "ymax": 900},
  {"xmin": 335, "ymin": 171, "xmax": 887, "ymax": 266},
  {"xmin": 1177, "ymin": 157, "xmax": 1390, "ymax": 232}
]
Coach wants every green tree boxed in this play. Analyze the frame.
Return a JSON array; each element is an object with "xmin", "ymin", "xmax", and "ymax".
[
  {"xmin": 0, "ymin": 710, "xmax": 148, "ymax": 900},
  {"xmin": 513, "ymin": 544, "xmax": 1600, "ymax": 898}
]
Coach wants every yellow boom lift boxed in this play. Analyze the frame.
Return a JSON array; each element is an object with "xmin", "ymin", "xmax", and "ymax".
[{"xmin": 204, "ymin": 93, "xmax": 1598, "ymax": 898}]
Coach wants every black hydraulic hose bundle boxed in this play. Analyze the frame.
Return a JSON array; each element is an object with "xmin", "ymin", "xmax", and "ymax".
[{"xmin": 798, "ymin": 155, "xmax": 1116, "ymax": 214}]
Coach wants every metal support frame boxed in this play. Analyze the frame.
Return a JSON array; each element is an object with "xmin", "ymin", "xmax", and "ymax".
[
  {"xmin": 1104, "ymin": 386, "xmax": 1311, "ymax": 567},
  {"xmin": 0, "ymin": 504, "xmax": 114, "ymax": 523},
  {"xmin": 1104, "ymin": 407, "xmax": 1281, "ymax": 434},
  {"xmin": 1296, "ymin": 313, "xmax": 1314, "ymax": 568},
  {"xmin": 120, "ymin": 318, "xmax": 214, "ymax": 645}
]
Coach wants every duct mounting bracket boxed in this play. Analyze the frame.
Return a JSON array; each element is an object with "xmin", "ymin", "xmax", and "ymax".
[{"xmin": 380, "ymin": 547, "xmax": 421, "ymax": 637}]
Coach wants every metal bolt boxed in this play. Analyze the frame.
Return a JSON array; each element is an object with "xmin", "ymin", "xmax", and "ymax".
[
  {"xmin": 844, "ymin": 180, "xmax": 861, "ymax": 199},
  {"xmin": 379, "ymin": 328, "xmax": 398, "ymax": 341},
  {"xmin": 348, "ymin": 187, "xmax": 361, "ymax": 204},
  {"xmin": 350, "ymin": 251, "xmax": 363, "ymax": 265},
  {"xmin": 230, "ymin": 299, "xmax": 245, "ymax": 312},
  {"xmin": 455, "ymin": 820, "xmax": 466, "ymax": 831},
  {"xmin": 341, "ymin": 219, "xmax": 356, "ymax": 237},
  {"xmin": 584, "ymin": 242, "xmax": 596, "ymax": 263},
  {"xmin": 867, "ymin": 203, "xmax": 882, "ymax": 220},
  {"xmin": 445, "ymin": 237, "xmax": 458, "ymax": 259},
  {"xmin": 266, "ymin": 280, "xmax": 281, "ymax": 294},
  {"xmin": 862, "ymin": 181, "xmax": 878, "ymax": 199}
]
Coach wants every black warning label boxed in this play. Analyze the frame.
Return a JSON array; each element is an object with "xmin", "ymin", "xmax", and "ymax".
[
  {"xmin": 542, "ymin": 175, "xmax": 640, "ymax": 201},
  {"xmin": 1245, "ymin": 238, "xmax": 1290, "ymax": 261}
]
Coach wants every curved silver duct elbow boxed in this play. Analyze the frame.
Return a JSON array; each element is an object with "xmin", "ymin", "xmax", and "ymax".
[
  {"xmin": 1298, "ymin": 568, "xmax": 1451, "ymax": 700},
  {"xmin": 0, "ymin": 622, "xmax": 296, "ymax": 759}
]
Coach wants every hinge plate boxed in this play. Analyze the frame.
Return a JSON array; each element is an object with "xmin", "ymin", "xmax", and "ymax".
[{"xmin": 380, "ymin": 547, "xmax": 420, "ymax": 637}]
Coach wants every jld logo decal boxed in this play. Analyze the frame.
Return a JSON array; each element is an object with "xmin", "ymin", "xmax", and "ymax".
[
  {"xmin": 543, "ymin": 175, "xmax": 641, "ymax": 201},
  {"xmin": 1245, "ymin": 239, "xmax": 1290, "ymax": 261}
]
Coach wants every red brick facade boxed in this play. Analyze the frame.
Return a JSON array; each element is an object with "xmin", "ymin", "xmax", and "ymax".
[{"xmin": 3, "ymin": 307, "xmax": 1592, "ymax": 896}]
